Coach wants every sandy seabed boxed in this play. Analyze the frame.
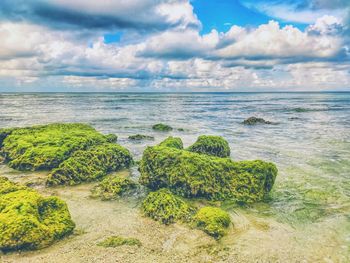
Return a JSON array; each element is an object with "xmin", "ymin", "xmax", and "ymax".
[{"xmin": 0, "ymin": 166, "xmax": 348, "ymax": 263}]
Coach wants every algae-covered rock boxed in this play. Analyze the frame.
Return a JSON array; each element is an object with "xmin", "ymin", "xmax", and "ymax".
[
  {"xmin": 187, "ymin": 135, "xmax": 230, "ymax": 158},
  {"xmin": 0, "ymin": 177, "xmax": 75, "ymax": 252},
  {"xmin": 105, "ymin": 134, "xmax": 118, "ymax": 143},
  {"xmin": 47, "ymin": 144, "xmax": 133, "ymax": 186},
  {"xmin": 194, "ymin": 207, "xmax": 231, "ymax": 239},
  {"xmin": 0, "ymin": 123, "xmax": 114, "ymax": 171},
  {"xmin": 141, "ymin": 189, "xmax": 195, "ymax": 225},
  {"xmin": 152, "ymin": 123, "xmax": 173, "ymax": 132},
  {"xmin": 243, "ymin": 117, "xmax": 272, "ymax": 125},
  {"xmin": 97, "ymin": 236, "xmax": 141, "ymax": 247},
  {"xmin": 91, "ymin": 175, "xmax": 138, "ymax": 200},
  {"xmin": 158, "ymin": 136, "xmax": 183, "ymax": 149},
  {"xmin": 139, "ymin": 145, "xmax": 277, "ymax": 203},
  {"xmin": 128, "ymin": 134, "xmax": 154, "ymax": 141}
]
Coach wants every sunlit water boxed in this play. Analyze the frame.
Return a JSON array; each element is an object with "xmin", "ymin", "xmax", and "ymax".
[{"xmin": 0, "ymin": 92, "xmax": 349, "ymax": 262}]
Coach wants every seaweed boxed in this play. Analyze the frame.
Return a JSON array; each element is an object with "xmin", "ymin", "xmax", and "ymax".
[
  {"xmin": 141, "ymin": 189, "xmax": 195, "ymax": 225},
  {"xmin": 194, "ymin": 207, "xmax": 231, "ymax": 239},
  {"xmin": 0, "ymin": 177, "xmax": 75, "ymax": 252},
  {"xmin": 187, "ymin": 135, "xmax": 230, "ymax": 158},
  {"xmin": 47, "ymin": 143, "xmax": 133, "ymax": 186}
]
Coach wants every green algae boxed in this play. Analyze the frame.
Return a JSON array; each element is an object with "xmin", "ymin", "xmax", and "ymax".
[
  {"xmin": 91, "ymin": 175, "xmax": 138, "ymax": 200},
  {"xmin": 187, "ymin": 135, "xmax": 230, "ymax": 158},
  {"xmin": 194, "ymin": 207, "xmax": 231, "ymax": 239},
  {"xmin": 46, "ymin": 143, "xmax": 133, "ymax": 186},
  {"xmin": 0, "ymin": 177, "xmax": 75, "ymax": 252},
  {"xmin": 128, "ymin": 134, "xmax": 154, "ymax": 141},
  {"xmin": 141, "ymin": 189, "xmax": 195, "ymax": 225},
  {"xmin": 158, "ymin": 136, "xmax": 183, "ymax": 149},
  {"xmin": 139, "ymin": 142, "xmax": 277, "ymax": 203},
  {"xmin": 152, "ymin": 123, "xmax": 173, "ymax": 132},
  {"xmin": 0, "ymin": 123, "xmax": 112, "ymax": 171},
  {"xmin": 97, "ymin": 236, "xmax": 141, "ymax": 247}
]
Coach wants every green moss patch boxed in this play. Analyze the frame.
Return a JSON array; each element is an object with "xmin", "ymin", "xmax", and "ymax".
[
  {"xmin": 128, "ymin": 134, "xmax": 154, "ymax": 141},
  {"xmin": 187, "ymin": 135, "xmax": 230, "ymax": 158},
  {"xmin": 47, "ymin": 144, "xmax": 133, "ymax": 186},
  {"xmin": 139, "ymin": 144, "xmax": 277, "ymax": 203},
  {"xmin": 152, "ymin": 123, "xmax": 173, "ymax": 132},
  {"xmin": 91, "ymin": 175, "xmax": 138, "ymax": 200},
  {"xmin": 141, "ymin": 189, "xmax": 195, "ymax": 225},
  {"xmin": 0, "ymin": 177, "xmax": 75, "ymax": 252},
  {"xmin": 194, "ymin": 207, "xmax": 231, "ymax": 239},
  {"xmin": 97, "ymin": 235, "xmax": 141, "ymax": 248},
  {"xmin": 0, "ymin": 123, "xmax": 113, "ymax": 171},
  {"xmin": 158, "ymin": 137, "xmax": 183, "ymax": 149}
]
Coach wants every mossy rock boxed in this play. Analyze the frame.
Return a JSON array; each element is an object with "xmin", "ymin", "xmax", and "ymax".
[
  {"xmin": 141, "ymin": 189, "xmax": 195, "ymax": 225},
  {"xmin": 47, "ymin": 144, "xmax": 133, "ymax": 186},
  {"xmin": 242, "ymin": 117, "xmax": 272, "ymax": 125},
  {"xmin": 105, "ymin": 134, "xmax": 118, "ymax": 143},
  {"xmin": 0, "ymin": 123, "xmax": 114, "ymax": 171},
  {"xmin": 91, "ymin": 175, "xmax": 138, "ymax": 200},
  {"xmin": 187, "ymin": 135, "xmax": 230, "ymax": 158},
  {"xmin": 158, "ymin": 136, "xmax": 183, "ymax": 149},
  {"xmin": 97, "ymin": 235, "xmax": 141, "ymax": 247},
  {"xmin": 152, "ymin": 123, "xmax": 173, "ymax": 132},
  {"xmin": 194, "ymin": 207, "xmax": 231, "ymax": 239},
  {"xmin": 139, "ymin": 140, "xmax": 277, "ymax": 203},
  {"xmin": 0, "ymin": 177, "xmax": 75, "ymax": 252},
  {"xmin": 128, "ymin": 134, "xmax": 154, "ymax": 141}
]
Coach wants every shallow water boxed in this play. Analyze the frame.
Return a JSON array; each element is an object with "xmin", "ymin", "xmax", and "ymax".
[{"xmin": 0, "ymin": 92, "xmax": 349, "ymax": 262}]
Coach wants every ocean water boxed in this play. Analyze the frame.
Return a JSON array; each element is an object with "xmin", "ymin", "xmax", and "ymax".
[{"xmin": 0, "ymin": 92, "xmax": 350, "ymax": 261}]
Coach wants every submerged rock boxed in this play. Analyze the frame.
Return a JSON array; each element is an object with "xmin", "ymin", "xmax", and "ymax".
[
  {"xmin": 187, "ymin": 135, "xmax": 230, "ymax": 158},
  {"xmin": 0, "ymin": 123, "xmax": 114, "ymax": 171},
  {"xmin": 91, "ymin": 175, "xmax": 138, "ymax": 200},
  {"xmin": 0, "ymin": 177, "xmax": 75, "ymax": 252},
  {"xmin": 158, "ymin": 136, "xmax": 183, "ymax": 149},
  {"xmin": 194, "ymin": 207, "xmax": 231, "ymax": 239},
  {"xmin": 242, "ymin": 117, "xmax": 272, "ymax": 125},
  {"xmin": 139, "ymin": 137, "xmax": 277, "ymax": 203},
  {"xmin": 97, "ymin": 236, "xmax": 141, "ymax": 247},
  {"xmin": 152, "ymin": 123, "xmax": 173, "ymax": 132},
  {"xmin": 47, "ymin": 144, "xmax": 133, "ymax": 186},
  {"xmin": 141, "ymin": 189, "xmax": 195, "ymax": 225},
  {"xmin": 128, "ymin": 134, "xmax": 155, "ymax": 141}
]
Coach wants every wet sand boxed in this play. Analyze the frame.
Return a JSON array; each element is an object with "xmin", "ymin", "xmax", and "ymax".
[{"xmin": 0, "ymin": 166, "xmax": 349, "ymax": 263}]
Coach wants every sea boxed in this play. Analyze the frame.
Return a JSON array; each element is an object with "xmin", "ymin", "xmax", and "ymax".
[{"xmin": 0, "ymin": 92, "xmax": 349, "ymax": 261}]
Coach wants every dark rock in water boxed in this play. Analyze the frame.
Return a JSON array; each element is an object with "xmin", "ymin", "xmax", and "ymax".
[
  {"xmin": 105, "ymin": 133, "xmax": 118, "ymax": 143},
  {"xmin": 187, "ymin": 135, "xmax": 230, "ymax": 158},
  {"xmin": 243, "ymin": 117, "xmax": 272, "ymax": 125},
  {"xmin": 139, "ymin": 137, "xmax": 278, "ymax": 203},
  {"xmin": 128, "ymin": 134, "xmax": 154, "ymax": 141},
  {"xmin": 141, "ymin": 188, "xmax": 195, "ymax": 225},
  {"xmin": 177, "ymin": 128, "xmax": 185, "ymax": 132},
  {"xmin": 152, "ymin": 123, "xmax": 173, "ymax": 131},
  {"xmin": 194, "ymin": 207, "xmax": 231, "ymax": 239},
  {"xmin": 91, "ymin": 175, "xmax": 138, "ymax": 200},
  {"xmin": 0, "ymin": 177, "xmax": 75, "ymax": 252}
]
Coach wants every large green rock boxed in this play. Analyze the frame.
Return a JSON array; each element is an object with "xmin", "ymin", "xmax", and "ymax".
[
  {"xmin": 0, "ymin": 177, "xmax": 75, "ymax": 252},
  {"xmin": 187, "ymin": 135, "xmax": 230, "ymax": 158},
  {"xmin": 139, "ymin": 137, "xmax": 277, "ymax": 203},
  {"xmin": 0, "ymin": 123, "xmax": 111, "ymax": 171},
  {"xmin": 47, "ymin": 144, "xmax": 133, "ymax": 186}
]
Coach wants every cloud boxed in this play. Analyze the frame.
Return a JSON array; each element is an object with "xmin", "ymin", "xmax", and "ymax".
[{"xmin": 0, "ymin": 0, "xmax": 200, "ymax": 32}]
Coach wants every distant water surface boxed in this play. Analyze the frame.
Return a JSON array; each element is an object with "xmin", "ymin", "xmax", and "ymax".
[{"xmin": 0, "ymin": 92, "xmax": 349, "ymax": 261}]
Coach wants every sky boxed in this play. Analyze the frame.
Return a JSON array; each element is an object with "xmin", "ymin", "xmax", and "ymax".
[{"xmin": 0, "ymin": 0, "xmax": 349, "ymax": 92}]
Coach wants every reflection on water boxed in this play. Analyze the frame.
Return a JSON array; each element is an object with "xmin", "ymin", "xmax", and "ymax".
[{"xmin": 0, "ymin": 92, "xmax": 349, "ymax": 261}]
